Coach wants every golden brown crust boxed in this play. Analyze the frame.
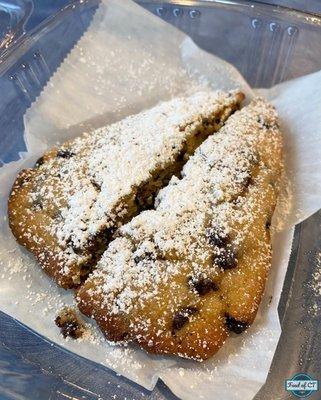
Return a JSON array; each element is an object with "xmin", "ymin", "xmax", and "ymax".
[{"xmin": 8, "ymin": 165, "xmax": 89, "ymax": 288}]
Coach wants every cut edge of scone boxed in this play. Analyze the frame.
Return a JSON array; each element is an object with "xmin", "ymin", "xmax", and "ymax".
[
  {"xmin": 8, "ymin": 90, "xmax": 244, "ymax": 289},
  {"xmin": 76, "ymin": 97, "xmax": 283, "ymax": 361}
]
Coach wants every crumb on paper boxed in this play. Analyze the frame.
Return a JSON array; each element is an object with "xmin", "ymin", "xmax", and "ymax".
[{"xmin": 55, "ymin": 306, "xmax": 86, "ymax": 339}]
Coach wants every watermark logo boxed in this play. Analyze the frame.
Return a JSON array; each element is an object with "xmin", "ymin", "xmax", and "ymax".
[{"xmin": 285, "ymin": 373, "xmax": 319, "ymax": 398}]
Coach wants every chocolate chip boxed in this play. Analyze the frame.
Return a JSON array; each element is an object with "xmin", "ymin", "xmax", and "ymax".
[
  {"xmin": 59, "ymin": 168, "xmax": 69, "ymax": 176},
  {"xmin": 55, "ymin": 313, "xmax": 83, "ymax": 339},
  {"xmin": 172, "ymin": 314, "xmax": 188, "ymax": 334},
  {"xmin": 242, "ymin": 175, "xmax": 253, "ymax": 189},
  {"xmin": 34, "ymin": 156, "xmax": 45, "ymax": 168},
  {"xmin": 60, "ymin": 321, "xmax": 79, "ymax": 338},
  {"xmin": 207, "ymin": 228, "xmax": 229, "ymax": 248},
  {"xmin": 91, "ymin": 179, "xmax": 101, "ymax": 191},
  {"xmin": 189, "ymin": 277, "xmax": 218, "ymax": 296},
  {"xmin": 214, "ymin": 247, "xmax": 238, "ymax": 270},
  {"xmin": 33, "ymin": 200, "xmax": 43, "ymax": 210},
  {"xmin": 66, "ymin": 237, "xmax": 83, "ymax": 255},
  {"xmin": 215, "ymin": 118, "xmax": 221, "ymax": 125},
  {"xmin": 265, "ymin": 219, "xmax": 271, "ymax": 230},
  {"xmin": 31, "ymin": 197, "xmax": 43, "ymax": 211},
  {"xmin": 172, "ymin": 307, "xmax": 198, "ymax": 334},
  {"xmin": 134, "ymin": 251, "xmax": 156, "ymax": 264},
  {"xmin": 57, "ymin": 149, "xmax": 75, "ymax": 158},
  {"xmin": 257, "ymin": 116, "xmax": 266, "ymax": 127},
  {"xmin": 119, "ymin": 332, "xmax": 129, "ymax": 341},
  {"xmin": 257, "ymin": 116, "xmax": 274, "ymax": 129},
  {"xmin": 225, "ymin": 315, "xmax": 248, "ymax": 334},
  {"xmin": 134, "ymin": 255, "xmax": 141, "ymax": 264}
]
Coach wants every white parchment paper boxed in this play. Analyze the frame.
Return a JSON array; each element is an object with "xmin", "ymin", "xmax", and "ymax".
[{"xmin": 1, "ymin": 0, "xmax": 321, "ymax": 399}]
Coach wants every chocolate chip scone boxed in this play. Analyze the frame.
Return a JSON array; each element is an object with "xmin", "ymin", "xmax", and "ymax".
[
  {"xmin": 76, "ymin": 98, "xmax": 283, "ymax": 361},
  {"xmin": 8, "ymin": 90, "xmax": 243, "ymax": 289}
]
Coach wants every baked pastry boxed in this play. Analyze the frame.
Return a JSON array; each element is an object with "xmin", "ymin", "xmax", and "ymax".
[
  {"xmin": 76, "ymin": 98, "xmax": 283, "ymax": 360},
  {"xmin": 8, "ymin": 90, "xmax": 243, "ymax": 288}
]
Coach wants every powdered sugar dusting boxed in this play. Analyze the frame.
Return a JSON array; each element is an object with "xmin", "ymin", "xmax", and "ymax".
[
  {"xmin": 78, "ymin": 97, "xmax": 283, "ymax": 360},
  {"xmin": 51, "ymin": 91, "xmax": 239, "ymax": 249},
  {"xmin": 9, "ymin": 90, "xmax": 242, "ymax": 287}
]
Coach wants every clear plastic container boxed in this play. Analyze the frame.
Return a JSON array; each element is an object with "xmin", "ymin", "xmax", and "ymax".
[{"xmin": 0, "ymin": 1, "xmax": 321, "ymax": 399}]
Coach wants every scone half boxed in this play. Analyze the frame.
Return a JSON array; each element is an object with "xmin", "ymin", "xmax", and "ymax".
[
  {"xmin": 77, "ymin": 98, "xmax": 283, "ymax": 360},
  {"xmin": 8, "ymin": 90, "xmax": 244, "ymax": 288}
]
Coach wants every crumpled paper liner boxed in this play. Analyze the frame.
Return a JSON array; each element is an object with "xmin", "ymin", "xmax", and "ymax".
[{"xmin": 1, "ymin": 0, "xmax": 321, "ymax": 399}]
